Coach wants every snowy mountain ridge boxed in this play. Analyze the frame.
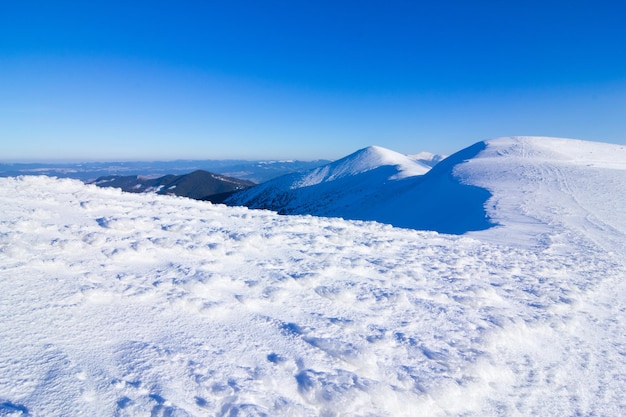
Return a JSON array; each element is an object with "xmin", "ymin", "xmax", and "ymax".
[
  {"xmin": 227, "ymin": 136, "xmax": 626, "ymax": 239},
  {"xmin": 1, "ymin": 136, "xmax": 625, "ymax": 416}
]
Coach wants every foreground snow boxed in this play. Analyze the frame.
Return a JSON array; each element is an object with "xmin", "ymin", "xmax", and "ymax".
[{"xmin": 1, "ymin": 137, "xmax": 626, "ymax": 416}]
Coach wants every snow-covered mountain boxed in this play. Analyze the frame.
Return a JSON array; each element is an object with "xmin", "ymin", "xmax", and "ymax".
[
  {"xmin": 224, "ymin": 142, "xmax": 488, "ymax": 234},
  {"xmin": 1, "ymin": 136, "xmax": 625, "ymax": 416},
  {"xmin": 225, "ymin": 145, "xmax": 431, "ymax": 217},
  {"xmin": 227, "ymin": 137, "xmax": 626, "ymax": 237}
]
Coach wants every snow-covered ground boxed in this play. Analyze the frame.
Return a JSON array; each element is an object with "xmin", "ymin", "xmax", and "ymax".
[{"xmin": 1, "ymin": 137, "xmax": 625, "ymax": 416}]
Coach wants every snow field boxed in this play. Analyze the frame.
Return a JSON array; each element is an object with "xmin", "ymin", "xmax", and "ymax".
[{"xmin": 1, "ymin": 173, "xmax": 625, "ymax": 416}]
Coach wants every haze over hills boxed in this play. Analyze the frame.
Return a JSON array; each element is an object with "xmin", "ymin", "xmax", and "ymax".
[
  {"xmin": 1, "ymin": 136, "xmax": 625, "ymax": 416},
  {"xmin": 0, "ymin": 159, "xmax": 331, "ymax": 184}
]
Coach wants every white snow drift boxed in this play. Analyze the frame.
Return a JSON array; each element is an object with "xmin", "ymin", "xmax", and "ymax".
[{"xmin": 1, "ymin": 136, "xmax": 625, "ymax": 416}]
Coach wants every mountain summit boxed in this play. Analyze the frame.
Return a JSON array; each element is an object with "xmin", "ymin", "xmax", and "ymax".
[
  {"xmin": 293, "ymin": 145, "xmax": 430, "ymax": 186},
  {"xmin": 225, "ymin": 145, "xmax": 431, "ymax": 216}
]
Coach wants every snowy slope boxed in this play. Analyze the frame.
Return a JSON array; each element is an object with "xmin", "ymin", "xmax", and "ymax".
[
  {"xmin": 225, "ymin": 146, "xmax": 430, "ymax": 217},
  {"xmin": 1, "ymin": 136, "xmax": 626, "ymax": 416},
  {"xmin": 355, "ymin": 141, "xmax": 495, "ymax": 234},
  {"xmin": 463, "ymin": 136, "xmax": 626, "ymax": 248},
  {"xmin": 369, "ymin": 136, "xmax": 626, "ymax": 245}
]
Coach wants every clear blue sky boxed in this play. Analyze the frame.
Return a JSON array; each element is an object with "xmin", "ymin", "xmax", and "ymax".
[{"xmin": 2, "ymin": 1, "xmax": 625, "ymax": 161}]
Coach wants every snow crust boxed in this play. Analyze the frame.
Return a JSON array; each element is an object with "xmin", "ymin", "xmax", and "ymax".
[{"xmin": 1, "ymin": 136, "xmax": 626, "ymax": 416}]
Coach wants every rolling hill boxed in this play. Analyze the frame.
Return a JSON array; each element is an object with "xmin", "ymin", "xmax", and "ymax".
[{"xmin": 91, "ymin": 169, "xmax": 255, "ymax": 200}]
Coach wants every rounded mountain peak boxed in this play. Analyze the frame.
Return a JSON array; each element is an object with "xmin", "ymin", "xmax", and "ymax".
[{"xmin": 331, "ymin": 145, "xmax": 430, "ymax": 179}]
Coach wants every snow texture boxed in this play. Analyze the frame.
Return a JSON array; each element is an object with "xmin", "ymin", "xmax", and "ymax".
[{"xmin": 1, "ymin": 136, "xmax": 625, "ymax": 416}]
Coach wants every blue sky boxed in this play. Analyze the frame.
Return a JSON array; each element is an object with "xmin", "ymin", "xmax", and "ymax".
[{"xmin": 2, "ymin": 1, "xmax": 625, "ymax": 161}]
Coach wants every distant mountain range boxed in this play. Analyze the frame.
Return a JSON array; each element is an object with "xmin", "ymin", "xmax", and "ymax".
[
  {"xmin": 91, "ymin": 170, "xmax": 254, "ymax": 201},
  {"xmin": 0, "ymin": 159, "xmax": 331, "ymax": 183}
]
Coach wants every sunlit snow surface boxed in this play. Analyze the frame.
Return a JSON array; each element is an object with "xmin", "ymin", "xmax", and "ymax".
[{"xmin": 1, "ymin": 137, "xmax": 626, "ymax": 416}]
